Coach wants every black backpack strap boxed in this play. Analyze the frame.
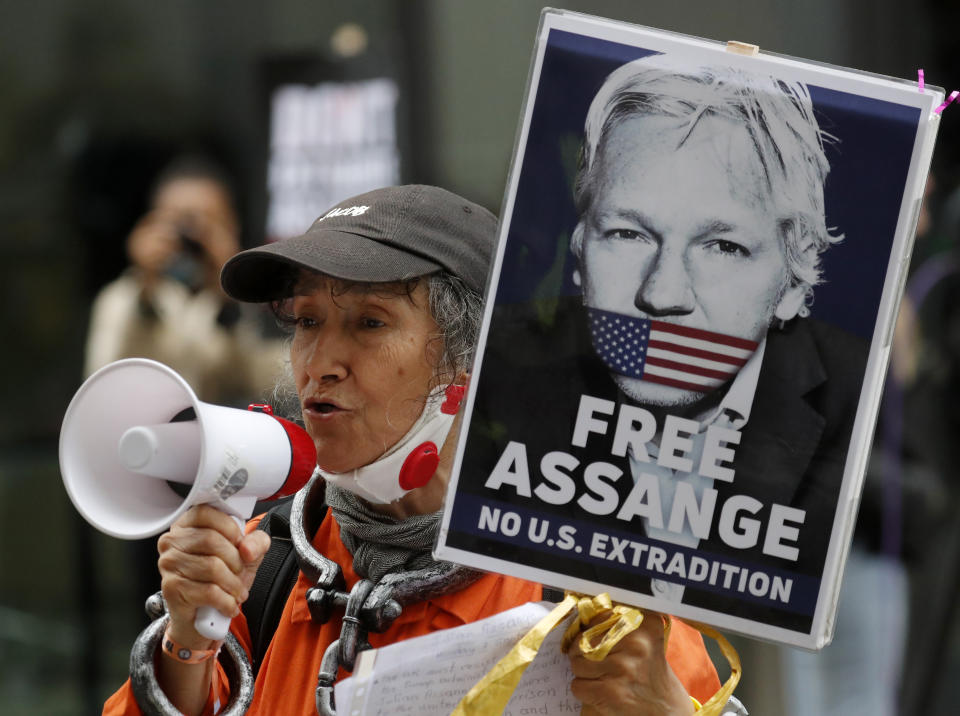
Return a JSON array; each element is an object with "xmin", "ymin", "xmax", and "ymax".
[
  {"xmin": 242, "ymin": 497, "xmax": 302, "ymax": 677},
  {"xmin": 542, "ymin": 585, "xmax": 565, "ymax": 603}
]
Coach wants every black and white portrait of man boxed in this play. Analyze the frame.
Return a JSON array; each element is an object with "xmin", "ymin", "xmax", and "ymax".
[
  {"xmin": 562, "ymin": 56, "xmax": 868, "ymax": 624},
  {"xmin": 571, "ymin": 56, "xmax": 842, "ymax": 416}
]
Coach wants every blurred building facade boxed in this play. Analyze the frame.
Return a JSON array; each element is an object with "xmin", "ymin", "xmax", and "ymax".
[{"xmin": 0, "ymin": 1, "xmax": 953, "ymax": 714}]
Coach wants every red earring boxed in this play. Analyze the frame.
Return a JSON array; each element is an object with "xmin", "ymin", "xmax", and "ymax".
[{"xmin": 441, "ymin": 384, "xmax": 466, "ymax": 415}]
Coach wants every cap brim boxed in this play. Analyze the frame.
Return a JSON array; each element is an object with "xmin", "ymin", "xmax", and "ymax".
[{"xmin": 221, "ymin": 229, "xmax": 443, "ymax": 302}]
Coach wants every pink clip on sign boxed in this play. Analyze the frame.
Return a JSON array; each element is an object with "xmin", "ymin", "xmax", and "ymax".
[{"xmin": 935, "ymin": 90, "xmax": 959, "ymax": 115}]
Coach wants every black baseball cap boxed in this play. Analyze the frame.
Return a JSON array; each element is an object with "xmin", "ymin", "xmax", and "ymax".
[{"xmin": 221, "ymin": 184, "xmax": 498, "ymax": 301}]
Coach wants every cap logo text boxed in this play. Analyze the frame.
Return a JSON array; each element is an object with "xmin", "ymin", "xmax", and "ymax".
[{"xmin": 318, "ymin": 205, "xmax": 370, "ymax": 221}]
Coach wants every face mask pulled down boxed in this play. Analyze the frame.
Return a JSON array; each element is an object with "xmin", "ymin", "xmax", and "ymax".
[{"xmin": 317, "ymin": 385, "xmax": 463, "ymax": 504}]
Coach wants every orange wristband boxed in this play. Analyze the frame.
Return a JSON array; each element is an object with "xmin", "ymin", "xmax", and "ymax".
[{"xmin": 161, "ymin": 626, "xmax": 222, "ymax": 664}]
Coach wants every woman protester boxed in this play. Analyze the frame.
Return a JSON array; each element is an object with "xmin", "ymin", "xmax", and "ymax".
[{"xmin": 104, "ymin": 185, "xmax": 723, "ymax": 715}]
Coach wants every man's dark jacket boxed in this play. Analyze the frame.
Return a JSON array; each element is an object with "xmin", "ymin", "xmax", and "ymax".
[{"xmin": 455, "ymin": 298, "xmax": 869, "ymax": 634}]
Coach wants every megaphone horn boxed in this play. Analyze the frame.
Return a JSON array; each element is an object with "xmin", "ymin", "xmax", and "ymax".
[{"xmin": 59, "ymin": 358, "xmax": 316, "ymax": 638}]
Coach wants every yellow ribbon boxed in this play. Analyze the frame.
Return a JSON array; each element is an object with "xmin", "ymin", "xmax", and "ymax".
[
  {"xmin": 559, "ymin": 592, "xmax": 647, "ymax": 660},
  {"xmin": 683, "ymin": 620, "xmax": 742, "ymax": 714},
  {"xmin": 450, "ymin": 592, "xmax": 741, "ymax": 716},
  {"xmin": 450, "ymin": 593, "xmax": 581, "ymax": 715}
]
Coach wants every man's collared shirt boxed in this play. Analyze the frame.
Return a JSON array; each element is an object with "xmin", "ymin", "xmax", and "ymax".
[{"xmin": 628, "ymin": 340, "xmax": 767, "ymax": 601}]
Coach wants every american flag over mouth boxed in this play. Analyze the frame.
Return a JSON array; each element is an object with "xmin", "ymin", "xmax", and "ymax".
[{"xmin": 586, "ymin": 307, "xmax": 760, "ymax": 392}]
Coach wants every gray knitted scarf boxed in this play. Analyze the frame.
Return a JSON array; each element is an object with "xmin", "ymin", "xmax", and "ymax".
[{"xmin": 325, "ymin": 483, "xmax": 446, "ymax": 582}]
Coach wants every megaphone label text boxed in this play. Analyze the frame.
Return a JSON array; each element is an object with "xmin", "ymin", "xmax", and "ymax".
[{"xmin": 210, "ymin": 449, "xmax": 250, "ymax": 500}]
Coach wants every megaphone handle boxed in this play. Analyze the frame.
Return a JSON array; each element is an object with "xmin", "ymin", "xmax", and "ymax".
[
  {"xmin": 194, "ymin": 605, "xmax": 233, "ymax": 641},
  {"xmin": 193, "ymin": 513, "xmax": 245, "ymax": 641}
]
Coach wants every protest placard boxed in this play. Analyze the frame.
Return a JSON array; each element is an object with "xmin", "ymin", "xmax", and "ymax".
[{"xmin": 436, "ymin": 8, "xmax": 943, "ymax": 648}]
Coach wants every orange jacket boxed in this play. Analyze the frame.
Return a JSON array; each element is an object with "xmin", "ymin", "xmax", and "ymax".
[{"xmin": 104, "ymin": 509, "xmax": 720, "ymax": 714}]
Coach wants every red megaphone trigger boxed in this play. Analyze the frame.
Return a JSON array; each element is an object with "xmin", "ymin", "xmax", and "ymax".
[
  {"xmin": 398, "ymin": 442, "xmax": 440, "ymax": 491},
  {"xmin": 441, "ymin": 384, "xmax": 467, "ymax": 415},
  {"xmin": 248, "ymin": 404, "xmax": 317, "ymax": 499}
]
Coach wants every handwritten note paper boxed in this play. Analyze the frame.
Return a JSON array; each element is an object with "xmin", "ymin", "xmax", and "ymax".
[{"xmin": 334, "ymin": 602, "xmax": 583, "ymax": 715}]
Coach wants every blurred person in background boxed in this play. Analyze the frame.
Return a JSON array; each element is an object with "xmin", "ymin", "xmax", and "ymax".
[
  {"xmin": 780, "ymin": 175, "xmax": 949, "ymax": 715},
  {"xmin": 84, "ymin": 154, "xmax": 286, "ymax": 407},
  {"xmin": 82, "ymin": 154, "xmax": 287, "ymax": 602},
  {"xmin": 890, "ymin": 173, "xmax": 960, "ymax": 714}
]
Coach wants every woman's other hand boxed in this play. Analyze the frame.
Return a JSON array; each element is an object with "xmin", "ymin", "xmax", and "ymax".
[
  {"xmin": 157, "ymin": 504, "xmax": 270, "ymax": 649},
  {"xmin": 568, "ymin": 611, "xmax": 695, "ymax": 716}
]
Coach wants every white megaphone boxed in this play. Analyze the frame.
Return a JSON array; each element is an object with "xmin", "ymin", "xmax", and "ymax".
[{"xmin": 59, "ymin": 358, "xmax": 316, "ymax": 640}]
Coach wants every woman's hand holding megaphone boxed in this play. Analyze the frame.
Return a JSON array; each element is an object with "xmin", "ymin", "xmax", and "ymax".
[
  {"xmin": 59, "ymin": 359, "xmax": 318, "ymax": 643},
  {"xmin": 157, "ymin": 505, "xmax": 271, "ymax": 651}
]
